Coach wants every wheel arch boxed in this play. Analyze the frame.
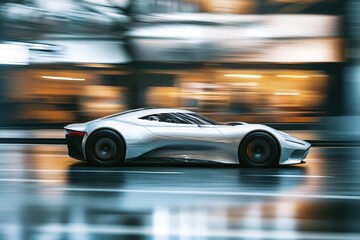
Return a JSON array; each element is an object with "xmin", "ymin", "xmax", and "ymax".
[
  {"xmin": 238, "ymin": 130, "xmax": 281, "ymax": 165},
  {"xmin": 85, "ymin": 127, "xmax": 127, "ymax": 159}
]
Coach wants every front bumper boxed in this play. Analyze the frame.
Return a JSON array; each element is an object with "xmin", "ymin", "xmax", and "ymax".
[
  {"xmin": 279, "ymin": 138, "xmax": 311, "ymax": 165},
  {"xmin": 65, "ymin": 134, "xmax": 85, "ymax": 160}
]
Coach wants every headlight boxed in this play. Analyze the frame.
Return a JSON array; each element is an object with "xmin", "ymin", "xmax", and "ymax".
[
  {"xmin": 279, "ymin": 131, "xmax": 306, "ymax": 146},
  {"xmin": 278, "ymin": 131, "xmax": 290, "ymax": 138},
  {"xmin": 285, "ymin": 139, "xmax": 305, "ymax": 145}
]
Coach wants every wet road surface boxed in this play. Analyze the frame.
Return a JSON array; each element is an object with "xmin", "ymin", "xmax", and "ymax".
[{"xmin": 0, "ymin": 144, "xmax": 360, "ymax": 239}]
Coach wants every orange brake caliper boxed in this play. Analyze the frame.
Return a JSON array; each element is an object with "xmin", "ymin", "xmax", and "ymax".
[{"xmin": 246, "ymin": 143, "xmax": 252, "ymax": 160}]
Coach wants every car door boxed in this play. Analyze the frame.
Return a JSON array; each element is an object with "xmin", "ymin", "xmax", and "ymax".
[
  {"xmin": 140, "ymin": 112, "xmax": 223, "ymax": 143},
  {"xmin": 136, "ymin": 112, "xmax": 227, "ymax": 160}
]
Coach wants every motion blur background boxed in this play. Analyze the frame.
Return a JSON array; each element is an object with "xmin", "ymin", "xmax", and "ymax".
[
  {"xmin": 2, "ymin": 2, "xmax": 360, "ymax": 239},
  {"xmin": 0, "ymin": 0, "xmax": 358, "ymax": 133}
]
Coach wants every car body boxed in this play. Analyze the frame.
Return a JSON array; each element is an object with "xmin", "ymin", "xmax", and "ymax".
[{"xmin": 64, "ymin": 108, "xmax": 310, "ymax": 167}]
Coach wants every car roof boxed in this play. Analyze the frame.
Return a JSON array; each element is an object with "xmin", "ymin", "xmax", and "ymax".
[{"xmin": 103, "ymin": 108, "xmax": 194, "ymax": 120}]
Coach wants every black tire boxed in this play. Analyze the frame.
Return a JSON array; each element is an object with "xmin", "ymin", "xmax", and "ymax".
[
  {"xmin": 85, "ymin": 129, "xmax": 125, "ymax": 167},
  {"xmin": 239, "ymin": 132, "xmax": 279, "ymax": 167}
]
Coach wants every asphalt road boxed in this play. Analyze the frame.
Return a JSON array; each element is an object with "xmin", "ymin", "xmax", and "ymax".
[{"xmin": 0, "ymin": 144, "xmax": 360, "ymax": 240}]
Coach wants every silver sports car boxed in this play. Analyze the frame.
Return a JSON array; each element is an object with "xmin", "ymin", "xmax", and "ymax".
[{"xmin": 64, "ymin": 108, "xmax": 310, "ymax": 167}]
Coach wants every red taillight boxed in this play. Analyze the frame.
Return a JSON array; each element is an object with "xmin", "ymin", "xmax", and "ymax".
[{"xmin": 67, "ymin": 130, "xmax": 86, "ymax": 137}]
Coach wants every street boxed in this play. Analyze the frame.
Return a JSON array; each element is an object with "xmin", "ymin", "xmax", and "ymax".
[
  {"xmin": 0, "ymin": 0, "xmax": 358, "ymax": 239},
  {"xmin": 0, "ymin": 144, "xmax": 359, "ymax": 239}
]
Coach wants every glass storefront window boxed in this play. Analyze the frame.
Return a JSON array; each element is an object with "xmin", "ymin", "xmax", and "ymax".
[
  {"xmin": 142, "ymin": 68, "xmax": 328, "ymax": 123},
  {"xmin": 7, "ymin": 69, "xmax": 130, "ymax": 123}
]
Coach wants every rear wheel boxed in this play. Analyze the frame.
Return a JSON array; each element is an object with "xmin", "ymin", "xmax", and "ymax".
[
  {"xmin": 239, "ymin": 132, "xmax": 279, "ymax": 167},
  {"xmin": 85, "ymin": 129, "xmax": 125, "ymax": 167}
]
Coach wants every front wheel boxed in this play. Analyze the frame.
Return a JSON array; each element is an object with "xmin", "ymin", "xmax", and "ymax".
[
  {"xmin": 85, "ymin": 129, "xmax": 125, "ymax": 167},
  {"xmin": 239, "ymin": 132, "xmax": 279, "ymax": 167}
]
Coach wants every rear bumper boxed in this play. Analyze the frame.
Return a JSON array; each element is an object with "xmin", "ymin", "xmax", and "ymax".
[{"xmin": 65, "ymin": 134, "xmax": 85, "ymax": 160}]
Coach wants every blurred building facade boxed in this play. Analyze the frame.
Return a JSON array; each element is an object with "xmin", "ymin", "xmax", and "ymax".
[{"xmin": 0, "ymin": 0, "xmax": 348, "ymax": 126}]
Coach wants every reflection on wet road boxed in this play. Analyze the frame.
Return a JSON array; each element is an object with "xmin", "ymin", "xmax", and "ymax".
[{"xmin": 0, "ymin": 144, "xmax": 360, "ymax": 239}]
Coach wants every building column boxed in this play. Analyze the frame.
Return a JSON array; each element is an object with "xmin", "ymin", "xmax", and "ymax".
[
  {"xmin": 0, "ymin": 2, "xmax": 7, "ymax": 125},
  {"xmin": 345, "ymin": 0, "xmax": 360, "ymax": 116},
  {"xmin": 329, "ymin": 0, "xmax": 360, "ymax": 140}
]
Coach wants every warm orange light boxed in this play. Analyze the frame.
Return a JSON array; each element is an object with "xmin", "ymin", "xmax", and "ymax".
[
  {"xmin": 273, "ymin": 92, "xmax": 300, "ymax": 96},
  {"xmin": 276, "ymin": 75, "xmax": 309, "ymax": 79},
  {"xmin": 41, "ymin": 76, "xmax": 85, "ymax": 81},
  {"xmin": 224, "ymin": 74, "xmax": 262, "ymax": 79}
]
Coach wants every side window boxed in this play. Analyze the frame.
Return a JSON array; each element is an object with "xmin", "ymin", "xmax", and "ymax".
[
  {"xmin": 175, "ymin": 113, "xmax": 203, "ymax": 125},
  {"xmin": 140, "ymin": 114, "xmax": 161, "ymax": 122},
  {"xmin": 139, "ymin": 113, "xmax": 190, "ymax": 124},
  {"xmin": 187, "ymin": 113, "xmax": 219, "ymax": 125},
  {"xmin": 160, "ymin": 113, "xmax": 190, "ymax": 124}
]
